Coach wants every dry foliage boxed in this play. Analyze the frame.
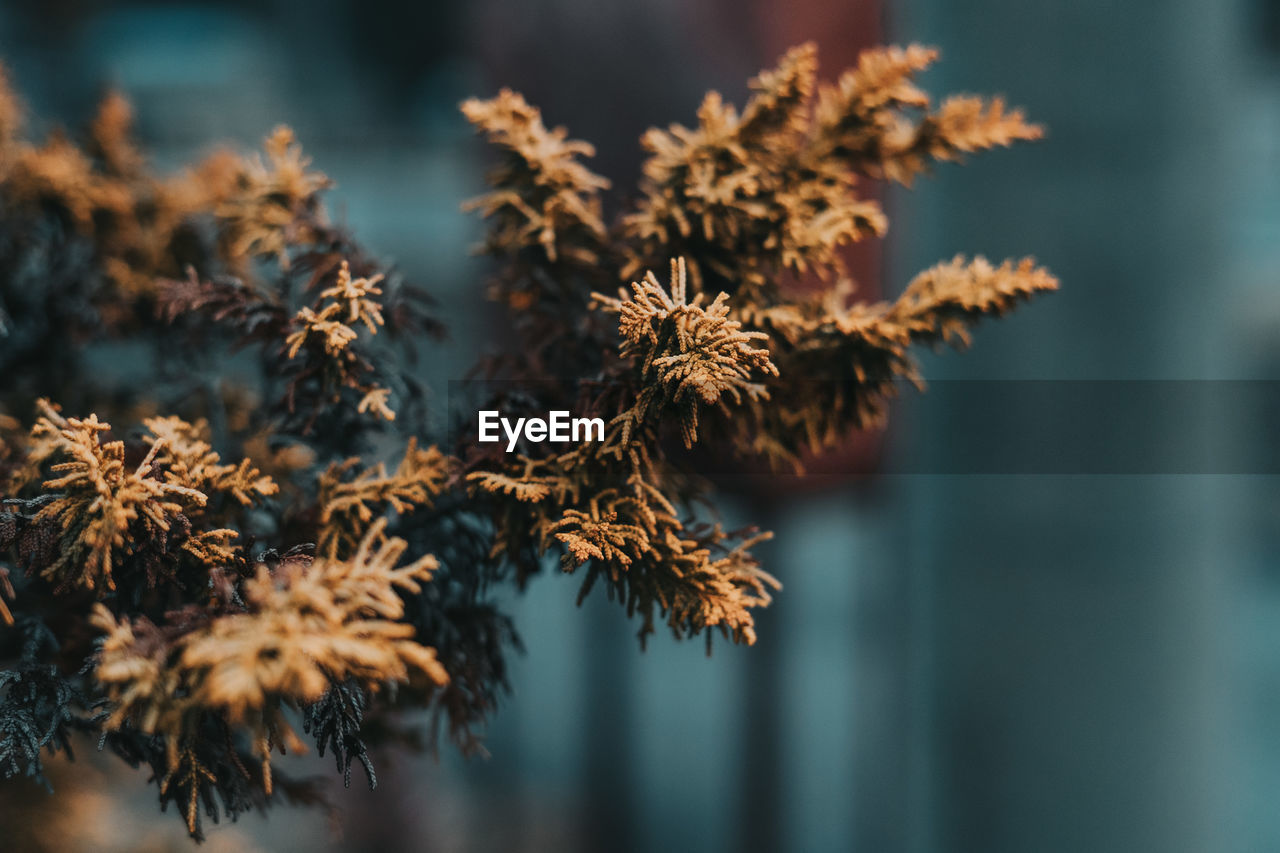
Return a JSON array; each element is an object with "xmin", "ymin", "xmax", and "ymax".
[
  {"xmin": 93, "ymin": 519, "xmax": 447, "ymax": 821},
  {"xmin": 0, "ymin": 42, "xmax": 1055, "ymax": 840},
  {"xmin": 463, "ymin": 42, "xmax": 1055, "ymax": 646}
]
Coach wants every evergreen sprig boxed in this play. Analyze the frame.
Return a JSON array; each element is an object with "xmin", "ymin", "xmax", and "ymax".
[{"xmin": 0, "ymin": 42, "xmax": 1055, "ymax": 840}]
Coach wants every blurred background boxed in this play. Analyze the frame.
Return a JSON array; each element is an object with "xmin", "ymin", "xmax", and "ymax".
[{"xmin": 2, "ymin": 0, "xmax": 1279, "ymax": 850}]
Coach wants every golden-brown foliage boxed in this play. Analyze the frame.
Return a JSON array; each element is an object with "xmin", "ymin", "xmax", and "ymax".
[
  {"xmin": 811, "ymin": 44, "xmax": 1043, "ymax": 185},
  {"xmin": 623, "ymin": 43, "xmax": 1042, "ymax": 298},
  {"xmin": 0, "ymin": 72, "xmax": 242, "ymax": 301},
  {"xmin": 594, "ymin": 257, "xmax": 777, "ymax": 447},
  {"xmin": 0, "ymin": 63, "xmax": 22, "ymax": 155},
  {"xmin": 461, "ymin": 89, "xmax": 610, "ymax": 266},
  {"xmin": 547, "ymin": 490, "xmax": 779, "ymax": 646},
  {"xmin": 0, "ymin": 63, "xmax": 456, "ymax": 840},
  {"xmin": 0, "ymin": 567, "xmax": 13, "ymax": 626},
  {"xmin": 285, "ymin": 260, "xmax": 386, "ymax": 358},
  {"xmin": 462, "ymin": 40, "xmax": 1056, "ymax": 642},
  {"xmin": 13, "ymin": 404, "xmax": 283, "ymax": 594},
  {"xmin": 277, "ymin": 257, "xmax": 411, "ymax": 428},
  {"xmin": 25, "ymin": 404, "xmax": 204, "ymax": 592},
  {"xmin": 93, "ymin": 519, "xmax": 447, "ymax": 831},
  {"xmin": 735, "ymin": 254, "xmax": 1058, "ymax": 466},
  {"xmin": 467, "ymin": 261, "xmax": 782, "ymax": 644},
  {"xmin": 317, "ymin": 438, "xmax": 450, "ymax": 559},
  {"xmin": 216, "ymin": 125, "xmax": 332, "ymax": 269},
  {"xmin": 624, "ymin": 44, "xmax": 887, "ymax": 294},
  {"xmin": 143, "ymin": 416, "xmax": 278, "ymax": 508},
  {"xmin": 0, "ymin": 41, "xmax": 1055, "ymax": 839}
]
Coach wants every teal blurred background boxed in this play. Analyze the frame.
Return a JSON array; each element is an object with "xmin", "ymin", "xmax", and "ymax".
[{"xmin": 3, "ymin": 0, "xmax": 1279, "ymax": 850}]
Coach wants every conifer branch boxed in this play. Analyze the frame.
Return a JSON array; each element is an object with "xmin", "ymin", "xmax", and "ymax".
[{"xmin": 0, "ymin": 41, "xmax": 1056, "ymax": 838}]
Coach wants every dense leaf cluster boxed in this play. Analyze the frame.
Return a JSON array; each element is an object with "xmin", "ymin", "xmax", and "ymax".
[{"xmin": 0, "ymin": 42, "xmax": 1055, "ymax": 841}]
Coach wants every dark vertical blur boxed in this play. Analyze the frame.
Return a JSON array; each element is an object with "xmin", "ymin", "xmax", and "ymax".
[{"xmin": 892, "ymin": 1, "xmax": 1270, "ymax": 851}]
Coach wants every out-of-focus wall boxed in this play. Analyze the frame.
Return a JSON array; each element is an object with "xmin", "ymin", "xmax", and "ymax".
[{"xmin": 894, "ymin": 0, "xmax": 1278, "ymax": 851}]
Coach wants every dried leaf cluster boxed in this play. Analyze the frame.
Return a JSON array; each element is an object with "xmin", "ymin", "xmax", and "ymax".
[
  {"xmin": 461, "ymin": 43, "xmax": 1056, "ymax": 648},
  {"xmin": 0, "ymin": 42, "xmax": 1055, "ymax": 840}
]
